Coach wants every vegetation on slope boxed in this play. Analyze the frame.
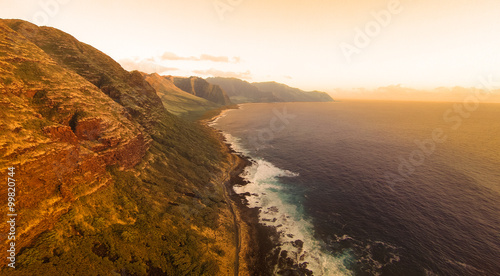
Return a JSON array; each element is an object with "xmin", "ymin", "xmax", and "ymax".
[
  {"xmin": 0, "ymin": 19, "xmax": 239, "ymax": 275},
  {"xmin": 8, "ymin": 116, "xmax": 237, "ymax": 276},
  {"xmin": 5, "ymin": 19, "xmax": 165, "ymax": 134},
  {"xmin": 144, "ymin": 73, "xmax": 221, "ymax": 120},
  {"xmin": 172, "ymin": 76, "xmax": 232, "ymax": 106}
]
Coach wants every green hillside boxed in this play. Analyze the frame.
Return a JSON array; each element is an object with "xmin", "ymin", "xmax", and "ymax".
[
  {"xmin": 172, "ymin": 76, "xmax": 232, "ymax": 106},
  {"xmin": 144, "ymin": 73, "xmax": 222, "ymax": 120},
  {"xmin": 0, "ymin": 19, "xmax": 242, "ymax": 275}
]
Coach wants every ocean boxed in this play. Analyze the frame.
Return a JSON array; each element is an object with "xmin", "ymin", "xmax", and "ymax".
[{"xmin": 211, "ymin": 101, "xmax": 500, "ymax": 275}]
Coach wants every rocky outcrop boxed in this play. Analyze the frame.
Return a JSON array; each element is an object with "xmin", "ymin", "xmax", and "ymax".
[
  {"xmin": 173, "ymin": 76, "xmax": 232, "ymax": 105},
  {"xmin": 43, "ymin": 125, "xmax": 78, "ymax": 145},
  {"xmin": 144, "ymin": 73, "xmax": 221, "ymax": 119}
]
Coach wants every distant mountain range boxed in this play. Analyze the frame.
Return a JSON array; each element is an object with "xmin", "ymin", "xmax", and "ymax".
[{"xmin": 207, "ymin": 77, "xmax": 334, "ymax": 103}]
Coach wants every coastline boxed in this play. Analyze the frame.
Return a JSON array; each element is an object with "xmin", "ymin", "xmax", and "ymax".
[
  {"xmin": 202, "ymin": 107, "xmax": 274, "ymax": 275},
  {"xmin": 203, "ymin": 105, "xmax": 322, "ymax": 276}
]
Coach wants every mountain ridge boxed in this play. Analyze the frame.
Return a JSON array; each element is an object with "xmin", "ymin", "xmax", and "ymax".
[
  {"xmin": 252, "ymin": 81, "xmax": 334, "ymax": 102},
  {"xmin": 207, "ymin": 77, "xmax": 334, "ymax": 103},
  {"xmin": 172, "ymin": 76, "xmax": 232, "ymax": 106},
  {"xmin": 0, "ymin": 19, "xmax": 244, "ymax": 275},
  {"xmin": 143, "ymin": 73, "xmax": 222, "ymax": 120}
]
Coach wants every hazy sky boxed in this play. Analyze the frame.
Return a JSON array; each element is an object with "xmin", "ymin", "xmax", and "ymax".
[{"xmin": 2, "ymin": 0, "xmax": 500, "ymax": 94}]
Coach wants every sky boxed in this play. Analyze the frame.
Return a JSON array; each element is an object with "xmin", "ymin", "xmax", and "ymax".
[{"xmin": 1, "ymin": 0, "xmax": 500, "ymax": 98}]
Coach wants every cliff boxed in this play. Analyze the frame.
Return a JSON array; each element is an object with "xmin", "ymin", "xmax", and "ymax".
[
  {"xmin": 144, "ymin": 73, "xmax": 221, "ymax": 120},
  {"xmin": 0, "ymin": 19, "xmax": 240, "ymax": 275},
  {"xmin": 172, "ymin": 76, "xmax": 232, "ymax": 106}
]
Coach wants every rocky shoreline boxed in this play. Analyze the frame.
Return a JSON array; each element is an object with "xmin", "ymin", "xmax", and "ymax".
[
  {"xmin": 204, "ymin": 109, "xmax": 275, "ymax": 276},
  {"xmin": 206, "ymin": 109, "xmax": 315, "ymax": 276}
]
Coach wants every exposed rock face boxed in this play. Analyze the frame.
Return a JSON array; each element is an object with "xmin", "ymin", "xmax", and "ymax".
[
  {"xmin": 173, "ymin": 76, "xmax": 232, "ymax": 105},
  {"xmin": 43, "ymin": 125, "xmax": 78, "ymax": 145},
  {"xmin": 144, "ymin": 73, "xmax": 221, "ymax": 119},
  {"xmin": 0, "ymin": 19, "xmax": 149, "ymax": 263}
]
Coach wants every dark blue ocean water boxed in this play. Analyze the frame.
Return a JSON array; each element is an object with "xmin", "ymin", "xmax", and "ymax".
[{"xmin": 212, "ymin": 101, "xmax": 500, "ymax": 275}]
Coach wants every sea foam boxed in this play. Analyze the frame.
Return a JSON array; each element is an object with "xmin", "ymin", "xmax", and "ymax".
[{"xmin": 227, "ymin": 134, "xmax": 353, "ymax": 275}]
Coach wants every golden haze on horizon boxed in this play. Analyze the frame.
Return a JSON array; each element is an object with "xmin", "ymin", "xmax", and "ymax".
[{"xmin": 0, "ymin": 0, "xmax": 499, "ymax": 98}]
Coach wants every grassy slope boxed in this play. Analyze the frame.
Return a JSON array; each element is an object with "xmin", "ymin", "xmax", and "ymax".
[
  {"xmin": 1, "ymin": 19, "xmax": 238, "ymax": 275},
  {"xmin": 4, "ymin": 19, "xmax": 166, "ymax": 134},
  {"xmin": 172, "ymin": 76, "xmax": 232, "ymax": 106},
  {"xmin": 11, "ymin": 117, "xmax": 237, "ymax": 276},
  {"xmin": 144, "ymin": 73, "xmax": 221, "ymax": 120}
]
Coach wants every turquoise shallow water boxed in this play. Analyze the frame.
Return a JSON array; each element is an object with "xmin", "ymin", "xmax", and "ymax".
[{"xmin": 213, "ymin": 101, "xmax": 500, "ymax": 275}]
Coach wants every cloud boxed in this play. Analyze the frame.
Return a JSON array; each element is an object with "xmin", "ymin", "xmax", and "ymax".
[
  {"xmin": 160, "ymin": 51, "xmax": 239, "ymax": 63},
  {"xmin": 199, "ymin": 54, "xmax": 229, "ymax": 63},
  {"xmin": 192, "ymin": 68, "xmax": 252, "ymax": 79},
  {"xmin": 119, "ymin": 58, "xmax": 178, "ymax": 74},
  {"xmin": 161, "ymin": 52, "xmax": 190, "ymax": 61}
]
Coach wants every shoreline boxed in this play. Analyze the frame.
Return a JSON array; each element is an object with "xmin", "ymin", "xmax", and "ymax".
[
  {"xmin": 218, "ymin": 132, "xmax": 278, "ymax": 276},
  {"xmin": 202, "ymin": 107, "xmax": 275, "ymax": 275},
  {"xmin": 203, "ymin": 106, "xmax": 318, "ymax": 276}
]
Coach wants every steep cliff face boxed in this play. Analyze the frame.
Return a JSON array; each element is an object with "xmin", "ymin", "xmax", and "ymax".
[
  {"xmin": 144, "ymin": 73, "xmax": 221, "ymax": 119},
  {"xmin": 173, "ymin": 76, "xmax": 232, "ymax": 106},
  {"xmin": 0, "ymin": 20, "xmax": 238, "ymax": 275},
  {"xmin": 0, "ymin": 19, "xmax": 148, "ymax": 263}
]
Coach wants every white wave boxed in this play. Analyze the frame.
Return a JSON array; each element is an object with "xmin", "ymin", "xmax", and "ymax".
[
  {"xmin": 234, "ymin": 158, "xmax": 353, "ymax": 275},
  {"xmin": 222, "ymin": 133, "xmax": 250, "ymax": 156}
]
